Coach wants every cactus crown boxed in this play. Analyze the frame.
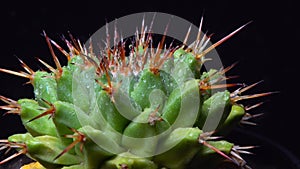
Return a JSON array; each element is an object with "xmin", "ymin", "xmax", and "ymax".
[{"xmin": 0, "ymin": 16, "xmax": 271, "ymax": 169}]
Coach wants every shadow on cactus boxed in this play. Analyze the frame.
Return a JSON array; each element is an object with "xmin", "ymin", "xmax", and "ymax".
[{"xmin": 0, "ymin": 13, "xmax": 273, "ymax": 169}]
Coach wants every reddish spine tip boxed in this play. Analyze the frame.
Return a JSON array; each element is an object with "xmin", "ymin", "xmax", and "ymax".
[
  {"xmin": 54, "ymin": 128, "xmax": 86, "ymax": 161},
  {"xmin": 27, "ymin": 99, "xmax": 56, "ymax": 122}
]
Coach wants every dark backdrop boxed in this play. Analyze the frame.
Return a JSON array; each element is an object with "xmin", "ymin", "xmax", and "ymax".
[{"xmin": 1, "ymin": 0, "xmax": 299, "ymax": 163}]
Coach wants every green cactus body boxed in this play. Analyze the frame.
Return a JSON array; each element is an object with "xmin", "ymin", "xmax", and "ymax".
[
  {"xmin": 154, "ymin": 127, "xmax": 203, "ymax": 169},
  {"xmin": 131, "ymin": 69, "xmax": 166, "ymax": 110},
  {"xmin": 8, "ymin": 133, "xmax": 82, "ymax": 168},
  {"xmin": 17, "ymin": 99, "xmax": 57, "ymax": 137},
  {"xmin": 162, "ymin": 79, "xmax": 199, "ymax": 128},
  {"xmin": 97, "ymin": 90, "xmax": 130, "ymax": 134},
  {"xmin": 76, "ymin": 125, "xmax": 124, "ymax": 169},
  {"xmin": 216, "ymin": 104, "xmax": 246, "ymax": 135},
  {"xmin": 190, "ymin": 140, "xmax": 234, "ymax": 169},
  {"xmin": 101, "ymin": 152, "xmax": 158, "ymax": 169},
  {"xmin": 56, "ymin": 67, "xmax": 74, "ymax": 103},
  {"xmin": 196, "ymin": 90, "xmax": 231, "ymax": 131},
  {"xmin": 33, "ymin": 71, "xmax": 58, "ymax": 107},
  {"xmin": 0, "ymin": 17, "xmax": 270, "ymax": 169}
]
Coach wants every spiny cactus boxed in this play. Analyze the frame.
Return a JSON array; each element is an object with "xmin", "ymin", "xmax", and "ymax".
[{"xmin": 0, "ymin": 16, "xmax": 271, "ymax": 169}]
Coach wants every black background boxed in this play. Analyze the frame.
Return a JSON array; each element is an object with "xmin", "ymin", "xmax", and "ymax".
[{"xmin": 0, "ymin": 0, "xmax": 299, "ymax": 164}]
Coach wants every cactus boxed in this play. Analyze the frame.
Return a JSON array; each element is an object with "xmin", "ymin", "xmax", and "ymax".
[{"xmin": 0, "ymin": 16, "xmax": 272, "ymax": 169}]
